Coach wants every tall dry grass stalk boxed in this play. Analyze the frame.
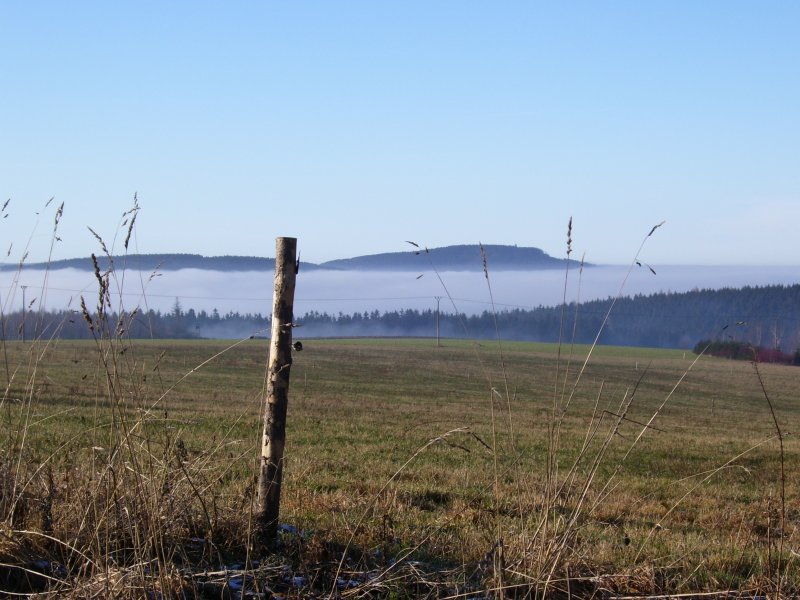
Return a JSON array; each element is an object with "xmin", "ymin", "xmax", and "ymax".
[
  {"xmin": 0, "ymin": 199, "xmax": 261, "ymax": 598},
  {"xmin": 404, "ymin": 219, "xmax": 794, "ymax": 598}
]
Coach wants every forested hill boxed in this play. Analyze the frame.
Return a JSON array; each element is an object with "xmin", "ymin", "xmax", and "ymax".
[
  {"xmin": 543, "ymin": 284, "xmax": 800, "ymax": 350},
  {"xmin": 12, "ymin": 283, "xmax": 800, "ymax": 352},
  {"xmin": 0, "ymin": 254, "xmax": 286, "ymax": 273},
  {"xmin": 318, "ymin": 244, "xmax": 580, "ymax": 271},
  {"xmin": 2, "ymin": 244, "xmax": 578, "ymax": 272},
  {"xmin": 296, "ymin": 283, "xmax": 800, "ymax": 351}
]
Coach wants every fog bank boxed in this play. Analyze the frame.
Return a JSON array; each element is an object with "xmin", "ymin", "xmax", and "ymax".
[{"xmin": 3, "ymin": 265, "xmax": 799, "ymax": 318}]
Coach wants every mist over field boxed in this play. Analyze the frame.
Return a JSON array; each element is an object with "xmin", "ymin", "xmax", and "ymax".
[{"xmin": 5, "ymin": 265, "xmax": 799, "ymax": 319}]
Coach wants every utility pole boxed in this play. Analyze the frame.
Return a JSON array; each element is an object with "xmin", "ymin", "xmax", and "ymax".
[
  {"xmin": 20, "ymin": 285, "xmax": 27, "ymax": 343},
  {"xmin": 435, "ymin": 296, "xmax": 441, "ymax": 348},
  {"xmin": 774, "ymin": 318, "xmax": 780, "ymax": 351},
  {"xmin": 256, "ymin": 237, "xmax": 298, "ymax": 551}
]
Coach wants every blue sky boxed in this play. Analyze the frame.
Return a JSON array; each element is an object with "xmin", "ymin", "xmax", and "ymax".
[{"xmin": 2, "ymin": 2, "xmax": 798, "ymax": 266}]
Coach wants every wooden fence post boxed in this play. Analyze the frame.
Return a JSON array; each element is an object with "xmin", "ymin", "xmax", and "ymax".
[{"xmin": 256, "ymin": 237, "xmax": 297, "ymax": 551}]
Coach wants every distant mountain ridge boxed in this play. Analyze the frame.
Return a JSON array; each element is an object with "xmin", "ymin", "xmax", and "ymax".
[
  {"xmin": 319, "ymin": 244, "xmax": 579, "ymax": 271},
  {"xmin": 3, "ymin": 244, "xmax": 582, "ymax": 273},
  {"xmin": 1, "ymin": 254, "xmax": 282, "ymax": 273}
]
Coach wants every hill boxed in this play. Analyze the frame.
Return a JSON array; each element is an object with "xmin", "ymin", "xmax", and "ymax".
[
  {"xmin": 0, "ymin": 253, "xmax": 314, "ymax": 272},
  {"xmin": 13, "ymin": 282, "xmax": 800, "ymax": 352},
  {"xmin": 320, "ymin": 244, "xmax": 578, "ymax": 271},
  {"xmin": 2, "ymin": 244, "xmax": 579, "ymax": 273},
  {"xmin": 294, "ymin": 283, "xmax": 800, "ymax": 352}
]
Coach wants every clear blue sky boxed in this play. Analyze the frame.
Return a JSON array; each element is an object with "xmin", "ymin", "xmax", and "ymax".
[{"xmin": 2, "ymin": 2, "xmax": 798, "ymax": 266}]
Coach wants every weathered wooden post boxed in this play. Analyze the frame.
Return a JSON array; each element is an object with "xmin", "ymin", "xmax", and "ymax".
[{"xmin": 256, "ymin": 237, "xmax": 297, "ymax": 550}]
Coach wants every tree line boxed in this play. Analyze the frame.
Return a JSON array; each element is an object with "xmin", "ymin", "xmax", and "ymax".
[
  {"xmin": 7, "ymin": 304, "xmax": 270, "ymax": 341},
  {"xmin": 5, "ymin": 283, "xmax": 800, "ymax": 352}
]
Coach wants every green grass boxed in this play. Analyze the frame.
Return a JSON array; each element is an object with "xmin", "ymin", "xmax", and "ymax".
[{"xmin": 2, "ymin": 336, "xmax": 798, "ymax": 597}]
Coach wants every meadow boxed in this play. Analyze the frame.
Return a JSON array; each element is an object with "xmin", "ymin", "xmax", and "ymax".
[{"xmin": 1, "ymin": 335, "xmax": 797, "ymax": 598}]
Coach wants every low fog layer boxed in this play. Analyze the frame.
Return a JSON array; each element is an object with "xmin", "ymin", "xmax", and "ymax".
[{"xmin": 4, "ymin": 265, "xmax": 799, "ymax": 320}]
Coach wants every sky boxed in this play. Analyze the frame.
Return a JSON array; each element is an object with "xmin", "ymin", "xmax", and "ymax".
[{"xmin": 1, "ymin": 2, "xmax": 799, "ymax": 267}]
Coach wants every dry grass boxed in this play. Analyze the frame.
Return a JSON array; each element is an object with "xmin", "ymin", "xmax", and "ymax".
[
  {"xmin": 1, "ymin": 335, "xmax": 798, "ymax": 598},
  {"xmin": 1, "ymin": 202, "xmax": 798, "ymax": 598}
]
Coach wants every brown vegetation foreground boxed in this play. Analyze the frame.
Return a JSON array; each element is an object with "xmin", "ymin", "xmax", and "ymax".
[{"xmin": 1, "ymin": 334, "xmax": 798, "ymax": 598}]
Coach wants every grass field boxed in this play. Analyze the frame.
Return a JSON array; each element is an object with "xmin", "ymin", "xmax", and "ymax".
[{"xmin": 1, "ymin": 335, "xmax": 798, "ymax": 598}]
